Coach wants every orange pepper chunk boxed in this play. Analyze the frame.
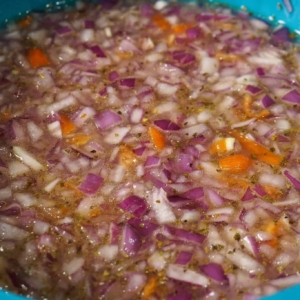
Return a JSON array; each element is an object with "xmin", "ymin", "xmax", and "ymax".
[
  {"xmin": 243, "ymin": 94, "xmax": 269, "ymax": 119},
  {"xmin": 60, "ymin": 114, "xmax": 76, "ymax": 135},
  {"xmin": 215, "ymin": 52, "xmax": 241, "ymax": 62},
  {"xmin": 142, "ymin": 276, "xmax": 157, "ymax": 300},
  {"xmin": 115, "ymin": 51, "xmax": 133, "ymax": 58},
  {"xmin": 152, "ymin": 13, "xmax": 171, "ymax": 30},
  {"xmin": 220, "ymin": 176, "xmax": 249, "ymax": 188},
  {"xmin": 230, "ymin": 130, "xmax": 283, "ymax": 166},
  {"xmin": 148, "ymin": 126, "xmax": 166, "ymax": 151},
  {"xmin": 263, "ymin": 219, "xmax": 286, "ymax": 248},
  {"xmin": 209, "ymin": 138, "xmax": 235, "ymax": 155},
  {"xmin": 262, "ymin": 185, "xmax": 283, "ymax": 200},
  {"xmin": 219, "ymin": 154, "xmax": 252, "ymax": 173},
  {"xmin": 118, "ymin": 145, "xmax": 138, "ymax": 167},
  {"xmin": 69, "ymin": 134, "xmax": 91, "ymax": 146},
  {"xmin": 89, "ymin": 208, "xmax": 101, "ymax": 218},
  {"xmin": 172, "ymin": 23, "xmax": 193, "ymax": 34},
  {"xmin": 0, "ymin": 111, "xmax": 11, "ymax": 121},
  {"xmin": 27, "ymin": 48, "xmax": 51, "ymax": 68},
  {"xmin": 18, "ymin": 15, "xmax": 32, "ymax": 28},
  {"xmin": 210, "ymin": 139, "xmax": 227, "ymax": 154}
]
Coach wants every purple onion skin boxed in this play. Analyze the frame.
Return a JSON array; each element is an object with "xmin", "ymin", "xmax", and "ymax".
[
  {"xmin": 78, "ymin": 173, "xmax": 103, "ymax": 195},
  {"xmin": 200, "ymin": 263, "xmax": 229, "ymax": 284},
  {"xmin": 121, "ymin": 224, "xmax": 142, "ymax": 256},
  {"xmin": 118, "ymin": 195, "xmax": 147, "ymax": 217}
]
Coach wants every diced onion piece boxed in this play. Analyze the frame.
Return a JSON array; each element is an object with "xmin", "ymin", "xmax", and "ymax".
[
  {"xmin": 8, "ymin": 161, "xmax": 30, "ymax": 177},
  {"xmin": 148, "ymin": 251, "xmax": 167, "ymax": 271},
  {"xmin": 94, "ymin": 110, "xmax": 122, "ymax": 130},
  {"xmin": 226, "ymin": 249, "xmax": 265, "ymax": 274},
  {"xmin": 200, "ymin": 263, "xmax": 228, "ymax": 283},
  {"xmin": 33, "ymin": 221, "xmax": 50, "ymax": 235},
  {"xmin": 14, "ymin": 193, "xmax": 36, "ymax": 207},
  {"xmin": 13, "ymin": 146, "xmax": 43, "ymax": 171},
  {"xmin": 231, "ymin": 118, "xmax": 256, "ymax": 129},
  {"xmin": 104, "ymin": 127, "xmax": 130, "ymax": 144},
  {"xmin": 270, "ymin": 275, "xmax": 300, "ymax": 288},
  {"xmin": 27, "ymin": 121, "xmax": 43, "ymax": 142},
  {"xmin": 259, "ymin": 173, "xmax": 286, "ymax": 189},
  {"xmin": 130, "ymin": 107, "xmax": 144, "ymax": 123},
  {"xmin": 0, "ymin": 187, "xmax": 12, "ymax": 200},
  {"xmin": 98, "ymin": 244, "xmax": 119, "ymax": 261},
  {"xmin": 156, "ymin": 82, "xmax": 178, "ymax": 96},
  {"xmin": 63, "ymin": 257, "xmax": 84, "ymax": 275},
  {"xmin": 0, "ymin": 222, "xmax": 29, "ymax": 240},
  {"xmin": 47, "ymin": 95, "xmax": 77, "ymax": 113},
  {"xmin": 148, "ymin": 187, "xmax": 176, "ymax": 224},
  {"xmin": 118, "ymin": 195, "xmax": 147, "ymax": 217},
  {"xmin": 80, "ymin": 29, "xmax": 94, "ymax": 42},
  {"xmin": 121, "ymin": 224, "xmax": 142, "ymax": 256},
  {"xmin": 78, "ymin": 173, "xmax": 103, "ymax": 195},
  {"xmin": 73, "ymin": 107, "xmax": 96, "ymax": 127},
  {"xmin": 47, "ymin": 121, "xmax": 62, "ymax": 138},
  {"xmin": 166, "ymin": 264, "xmax": 209, "ymax": 287},
  {"xmin": 44, "ymin": 178, "xmax": 61, "ymax": 192},
  {"xmin": 180, "ymin": 124, "xmax": 208, "ymax": 138},
  {"xmin": 200, "ymin": 56, "xmax": 219, "ymax": 75}
]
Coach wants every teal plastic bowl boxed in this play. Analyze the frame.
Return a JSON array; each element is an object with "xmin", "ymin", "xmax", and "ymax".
[{"xmin": 0, "ymin": 1, "xmax": 299, "ymax": 300}]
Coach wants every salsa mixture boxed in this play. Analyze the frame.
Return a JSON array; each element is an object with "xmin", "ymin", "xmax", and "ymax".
[{"xmin": 0, "ymin": 1, "xmax": 300, "ymax": 299}]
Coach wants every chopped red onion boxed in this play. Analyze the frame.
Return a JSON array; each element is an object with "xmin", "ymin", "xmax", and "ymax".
[
  {"xmin": 119, "ymin": 39, "xmax": 140, "ymax": 53},
  {"xmin": 282, "ymin": 89, "xmax": 300, "ymax": 104},
  {"xmin": 56, "ymin": 26, "xmax": 73, "ymax": 35},
  {"xmin": 77, "ymin": 173, "xmax": 103, "ymax": 195},
  {"xmin": 186, "ymin": 27, "xmax": 201, "ymax": 39},
  {"xmin": 119, "ymin": 78, "xmax": 135, "ymax": 88},
  {"xmin": 206, "ymin": 189, "xmax": 226, "ymax": 206},
  {"xmin": 154, "ymin": 119, "xmax": 181, "ymax": 131},
  {"xmin": 182, "ymin": 187, "xmax": 204, "ymax": 200},
  {"xmin": 262, "ymin": 94, "xmax": 275, "ymax": 108},
  {"xmin": 175, "ymin": 251, "xmax": 193, "ymax": 265},
  {"xmin": 243, "ymin": 235, "xmax": 260, "ymax": 258},
  {"xmin": 171, "ymin": 153, "xmax": 193, "ymax": 173},
  {"xmin": 0, "ymin": 1, "xmax": 300, "ymax": 298},
  {"xmin": 241, "ymin": 187, "xmax": 255, "ymax": 201},
  {"xmin": 273, "ymin": 27, "xmax": 290, "ymax": 43},
  {"xmin": 84, "ymin": 20, "xmax": 95, "ymax": 29},
  {"xmin": 94, "ymin": 110, "xmax": 122, "ymax": 130},
  {"xmin": 256, "ymin": 67, "xmax": 265, "ymax": 76},
  {"xmin": 121, "ymin": 224, "xmax": 142, "ymax": 256},
  {"xmin": 133, "ymin": 146, "xmax": 146, "ymax": 156},
  {"xmin": 277, "ymin": 134, "xmax": 291, "ymax": 143},
  {"xmin": 0, "ymin": 157, "xmax": 6, "ymax": 168},
  {"xmin": 140, "ymin": 3, "xmax": 153, "ymax": 16},
  {"xmin": 90, "ymin": 45, "xmax": 106, "ymax": 58},
  {"xmin": 166, "ymin": 264, "xmax": 209, "ymax": 286},
  {"xmin": 162, "ymin": 225, "xmax": 206, "ymax": 244},
  {"xmin": 109, "ymin": 222, "xmax": 121, "ymax": 244},
  {"xmin": 144, "ymin": 156, "xmax": 160, "ymax": 168},
  {"xmin": 252, "ymin": 185, "xmax": 267, "ymax": 197},
  {"xmin": 128, "ymin": 218, "xmax": 158, "ymax": 238},
  {"xmin": 0, "ymin": 203, "xmax": 21, "ymax": 216},
  {"xmin": 109, "ymin": 71, "xmax": 119, "ymax": 81},
  {"xmin": 284, "ymin": 171, "xmax": 300, "ymax": 191},
  {"xmin": 118, "ymin": 195, "xmax": 147, "ymax": 217},
  {"xmin": 99, "ymin": 87, "xmax": 107, "ymax": 96},
  {"xmin": 245, "ymin": 85, "xmax": 262, "ymax": 95},
  {"xmin": 167, "ymin": 195, "xmax": 194, "ymax": 208},
  {"xmin": 200, "ymin": 263, "xmax": 228, "ymax": 284},
  {"xmin": 172, "ymin": 51, "xmax": 196, "ymax": 66}
]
